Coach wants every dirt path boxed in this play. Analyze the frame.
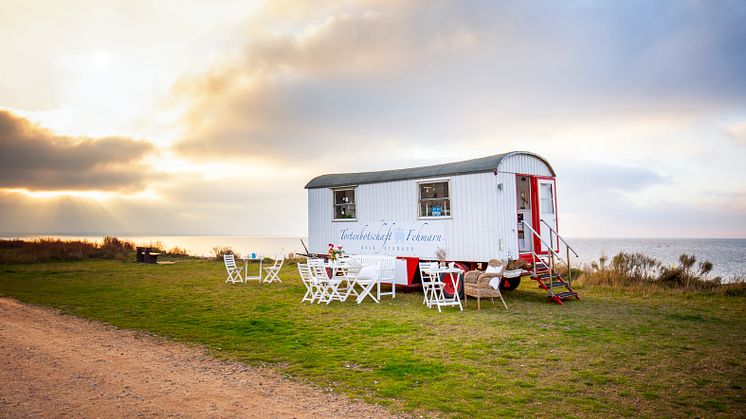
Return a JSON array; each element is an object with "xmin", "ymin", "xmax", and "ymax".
[{"xmin": 0, "ymin": 298, "xmax": 398, "ymax": 418}]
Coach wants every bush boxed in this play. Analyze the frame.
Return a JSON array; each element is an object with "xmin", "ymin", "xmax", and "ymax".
[
  {"xmin": 212, "ymin": 246, "xmax": 239, "ymax": 261},
  {"xmin": 166, "ymin": 246, "xmax": 190, "ymax": 257},
  {"xmin": 579, "ymin": 251, "xmax": 743, "ymax": 293},
  {"xmin": 100, "ymin": 236, "xmax": 136, "ymax": 259},
  {"xmin": 0, "ymin": 237, "xmax": 136, "ymax": 263}
]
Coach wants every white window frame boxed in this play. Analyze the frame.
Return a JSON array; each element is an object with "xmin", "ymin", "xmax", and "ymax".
[
  {"xmin": 332, "ymin": 186, "xmax": 357, "ymax": 222},
  {"xmin": 417, "ymin": 178, "xmax": 452, "ymax": 219},
  {"xmin": 539, "ymin": 182, "xmax": 555, "ymax": 215}
]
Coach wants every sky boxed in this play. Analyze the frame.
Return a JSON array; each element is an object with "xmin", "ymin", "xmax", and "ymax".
[{"xmin": 1, "ymin": 0, "xmax": 745, "ymax": 238}]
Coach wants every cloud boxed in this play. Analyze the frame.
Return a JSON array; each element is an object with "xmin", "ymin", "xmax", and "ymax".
[
  {"xmin": 726, "ymin": 122, "xmax": 746, "ymax": 145},
  {"xmin": 2, "ymin": 1, "xmax": 745, "ymax": 238},
  {"xmin": 559, "ymin": 163, "xmax": 667, "ymax": 193},
  {"xmin": 561, "ymin": 191, "xmax": 746, "ymax": 238},
  {"xmin": 170, "ymin": 1, "xmax": 484, "ymax": 164},
  {"xmin": 170, "ymin": 0, "xmax": 746, "ymax": 170},
  {"xmin": 0, "ymin": 110, "xmax": 156, "ymax": 191},
  {"xmin": 0, "ymin": 176, "xmax": 307, "ymax": 237}
]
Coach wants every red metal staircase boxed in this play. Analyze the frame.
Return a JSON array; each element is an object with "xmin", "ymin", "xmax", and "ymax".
[
  {"xmin": 530, "ymin": 258, "xmax": 580, "ymax": 305},
  {"xmin": 522, "ymin": 221, "xmax": 581, "ymax": 305}
]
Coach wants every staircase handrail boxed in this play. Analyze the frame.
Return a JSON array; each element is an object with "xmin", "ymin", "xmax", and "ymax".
[
  {"xmin": 520, "ymin": 221, "xmax": 565, "ymax": 264},
  {"xmin": 539, "ymin": 219, "xmax": 578, "ymax": 257}
]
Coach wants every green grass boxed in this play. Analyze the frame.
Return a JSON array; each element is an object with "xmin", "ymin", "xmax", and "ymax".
[{"xmin": 1, "ymin": 259, "xmax": 744, "ymax": 417}]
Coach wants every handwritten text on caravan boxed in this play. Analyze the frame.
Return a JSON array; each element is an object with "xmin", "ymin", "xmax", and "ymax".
[{"xmin": 337, "ymin": 222, "xmax": 445, "ymax": 255}]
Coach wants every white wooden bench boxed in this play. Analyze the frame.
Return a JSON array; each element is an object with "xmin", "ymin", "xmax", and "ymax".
[{"xmin": 349, "ymin": 255, "xmax": 397, "ymax": 299}]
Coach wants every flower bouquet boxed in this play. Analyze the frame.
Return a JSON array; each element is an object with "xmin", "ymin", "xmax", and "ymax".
[{"xmin": 327, "ymin": 243, "xmax": 345, "ymax": 261}]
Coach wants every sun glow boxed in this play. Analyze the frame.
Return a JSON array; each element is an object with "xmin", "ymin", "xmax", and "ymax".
[{"xmin": 4, "ymin": 188, "xmax": 160, "ymax": 202}]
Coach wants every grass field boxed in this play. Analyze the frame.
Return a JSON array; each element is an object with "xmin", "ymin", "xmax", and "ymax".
[{"xmin": 1, "ymin": 259, "xmax": 744, "ymax": 417}]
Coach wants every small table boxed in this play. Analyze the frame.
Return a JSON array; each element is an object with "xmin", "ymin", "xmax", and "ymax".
[
  {"xmin": 241, "ymin": 255, "xmax": 264, "ymax": 282},
  {"xmin": 431, "ymin": 267, "xmax": 463, "ymax": 312}
]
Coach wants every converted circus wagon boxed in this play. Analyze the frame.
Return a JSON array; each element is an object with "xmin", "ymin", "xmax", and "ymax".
[{"xmin": 305, "ymin": 151, "xmax": 579, "ymax": 303}]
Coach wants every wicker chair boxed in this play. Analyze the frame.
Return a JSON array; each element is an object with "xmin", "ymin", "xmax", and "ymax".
[{"xmin": 464, "ymin": 259, "xmax": 508, "ymax": 310}]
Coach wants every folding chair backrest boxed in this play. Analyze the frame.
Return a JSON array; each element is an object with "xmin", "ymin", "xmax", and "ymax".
[
  {"xmin": 419, "ymin": 261, "xmax": 438, "ymax": 283},
  {"xmin": 297, "ymin": 263, "xmax": 311, "ymax": 282},
  {"xmin": 271, "ymin": 256, "xmax": 285, "ymax": 269},
  {"xmin": 224, "ymin": 254, "xmax": 237, "ymax": 270},
  {"xmin": 310, "ymin": 263, "xmax": 329, "ymax": 280},
  {"xmin": 307, "ymin": 258, "xmax": 325, "ymax": 266}
]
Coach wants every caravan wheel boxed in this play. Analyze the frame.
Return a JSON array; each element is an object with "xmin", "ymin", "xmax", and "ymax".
[{"xmin": 501, "ymin": 276, "xmax": 522, "ymax": 291}]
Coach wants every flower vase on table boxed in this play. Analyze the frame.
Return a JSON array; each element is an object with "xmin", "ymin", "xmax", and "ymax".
[{"xmin": 328, "ymin": 243, "xmax": 345, "ymax": 262}]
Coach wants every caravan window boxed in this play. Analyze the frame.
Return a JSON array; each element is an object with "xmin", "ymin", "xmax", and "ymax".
[
  {"xmin": 419, "ymin": 181, "xmax": 450, "ymax": 217},
  {"xmin": 333, "ymin": 188, "xmax": 356, "ymax": 220},
  {"xmin": 540, "ymin": 183, "xmax": 555, "ymax": 214}
]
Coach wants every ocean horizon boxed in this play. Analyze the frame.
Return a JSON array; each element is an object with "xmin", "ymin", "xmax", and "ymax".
[{"xmin": 2, "ymin": 234, "xmax": 744, "ymax": 280}]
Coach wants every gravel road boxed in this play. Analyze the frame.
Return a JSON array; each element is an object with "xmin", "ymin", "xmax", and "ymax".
[{"xmin": 0, "ymin": 298, "xmax": 399, "ymax": 418}]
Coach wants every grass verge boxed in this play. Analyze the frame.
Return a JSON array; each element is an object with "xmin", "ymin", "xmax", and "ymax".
[{"xmin": 1, "ymin": 259, "xmax": 744, "ymax": 417}]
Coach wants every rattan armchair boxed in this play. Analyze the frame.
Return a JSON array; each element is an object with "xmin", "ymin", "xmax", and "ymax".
[{"xmin": 464, "ymin": 259, "xmax": 508, "ymax": 310}]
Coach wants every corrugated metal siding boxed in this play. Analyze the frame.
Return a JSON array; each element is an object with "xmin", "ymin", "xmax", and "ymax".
[
  {"xmin": 499, "ymin": 154, "xmax": 553, "ymax": 177},
  {"xmin": 307, "ymin": 154, "xmax": 554, "ymax": 261},
  {"xmin": 308, "ymin": 188, "xmax": 332, "ymax": 254},
  {"xmin": 495, "ymin": 172, "xmax": 519, "ymax": 259}
]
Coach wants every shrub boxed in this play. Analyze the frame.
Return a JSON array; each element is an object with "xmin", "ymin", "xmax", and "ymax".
[
  {"xmin": 166, "ymin": 246, "xmax": 190, "ymax": 257},
  {"xmin": 0, "ymin": 237, "xmax": 136, "ymax": 263},
  {"xmin": 100, "ymin": 236, "xmax": 135, "ymax": 259},
  {"xmin": 212, "ymin": 246, "xmax": 239, "ymax": 261},
  {"xmin": 579, "ymin": 251, "xmax": 742, "ymax": 293},
  {"xmin": 283, "ymin": 253, "xmax": 306, "ymax": 266}
]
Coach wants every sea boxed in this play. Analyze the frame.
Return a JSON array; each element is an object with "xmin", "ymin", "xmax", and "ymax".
[{"xmin": 2, "ymin": 235, "xmax": 744, "ymax": 281}]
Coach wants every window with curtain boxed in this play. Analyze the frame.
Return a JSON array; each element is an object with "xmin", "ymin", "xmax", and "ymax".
[
  {"xmin": 419, "ymin": 181, "xmax": 450, "ymax": 217},
  {"xmin": 333, "ymin": 188, "xmax": 356, "ymax": 220}
]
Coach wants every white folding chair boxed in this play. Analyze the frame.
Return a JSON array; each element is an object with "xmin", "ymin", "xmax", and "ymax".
[
  {"xmin": 297, "ymin": 263, "xmax": 317, "ymax": 303},
  {"xmin": 354, "ymin": 264, "xmax": 381, "ymax": 304},
  {"xmin": 419, "ymin": 261, "xmax": 443, "ymax": 308},
  {"xmin": 224, "ymin": 254, "xmax": 243, "ymax": 284},
  {"xmin": 325, "ymin": 263, "xmax": 350, "ymax": 304},
  {"xmin": 263, "ymin": 256, "xmax": 284, "ymax": 283},
  {"xmin": 309, "ymin": 263, "xmax": 338, "ymax": 304},
  {"xmin": 335, "ymin": 258, "xmax": 360, "ymax": 301}
]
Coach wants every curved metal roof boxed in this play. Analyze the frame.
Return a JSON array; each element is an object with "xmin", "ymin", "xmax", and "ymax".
[{"xmin": 305, "ymin": 151, "xmax": 555, "ymax": 189}]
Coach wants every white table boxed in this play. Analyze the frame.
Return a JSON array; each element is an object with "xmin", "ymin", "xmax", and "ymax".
[
  {"xmin": 431, "ymin": 267, "xmax": 464, "ymax": 312},
  {"xmin": 241, "ymin": 255, "xmax": 264, "ymax": 282}
]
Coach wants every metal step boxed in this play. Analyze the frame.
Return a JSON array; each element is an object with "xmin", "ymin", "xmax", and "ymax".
[
  {"xmin": 537, "ymin": 272, "xmax": 562, "ymax": 279},
  {"xmin": 543, "ymin": 281, "xmax": 570, "ymax": 288},
  {"xmin": 553, "ymin": 291, "xmax": 578, "ymax": 299}
]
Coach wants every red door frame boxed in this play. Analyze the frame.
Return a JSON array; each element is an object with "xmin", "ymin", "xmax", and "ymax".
[
  {"xmin": 533, "ymin": 176, "xmax": 559, "ymax": 254},
  {"xmin": 517, "ymin": 174, "xmax": 559, "ymax": 257}
]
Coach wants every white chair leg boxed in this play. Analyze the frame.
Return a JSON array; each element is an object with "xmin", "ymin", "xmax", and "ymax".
[
  {"xmin": 301, "ymin": 280, "xmax": 316, "ymax": 303},
  {"xmin": 226, "ymin": 269, "xmax": 243, "ymax": 284},
  {"xmin": 264, "ymin": 268, "xmax": 280, "ymax": 283},
  {"xmin": 325, "ymin": 281, "xmax": 343, "ymax": 304},
  {"xmin": 356, "ymin": 281, "xmax": 379, "ymax": 304}
]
